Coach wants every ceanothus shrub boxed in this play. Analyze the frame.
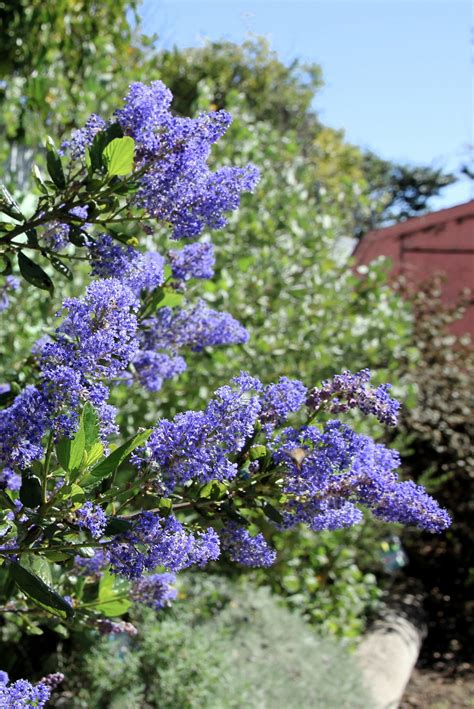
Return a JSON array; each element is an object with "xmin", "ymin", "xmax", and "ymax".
[{"xmin": 0, "ymin": 81, "xmax": 449, "ymax": 703}]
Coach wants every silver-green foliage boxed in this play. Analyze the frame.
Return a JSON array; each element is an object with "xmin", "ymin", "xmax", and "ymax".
[{"xmin": 66, "ymin": 580, "xmax": 373, "ymax": 709}]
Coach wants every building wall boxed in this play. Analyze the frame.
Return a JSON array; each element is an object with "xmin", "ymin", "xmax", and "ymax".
[{"xmin": 353, "ymin": 201, "xmax": 474, "ymax": 336}]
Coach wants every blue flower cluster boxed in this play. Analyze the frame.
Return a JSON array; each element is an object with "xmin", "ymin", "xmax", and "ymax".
[
  {"xmin": 88, "ymin": 234, "xmax": 165, "ymax": 295},
  {"xmin": 275, "ymin": 420, "xmax": 451, "ymax": 533},
  {"xmin": 131, "ymin": 572, "xmax": 178, "ymax": 609},
  {"xmin": 0, "ymin": 275, "xmax": 19, "ymax": 311},
  {"xmin": 220, "ymin": 523, "xmax": 277, "ymax": 567},
  {"xmin": 88, "ymin": 234, "xmax": 141, "ymax": 280},
  {"xmin": 74, "ymin": 548, "xmax": 108, "ymax": 577},
  {"xmin": 43, "ymin": 221, "xmax": 71, "ymax": 252},
  {"xmin": 34, "ymin": 80, "xmax": 260, "ymax": 403},
  {"xmin": 307, "ymin": 369, "xmax": 400, "ymax": 426},
  {"xmin": 48, "ymin": 279, "xmax": 139, "ymax": 379},
  {"xmin": 0, "ymin": 466, "xmax": 21, "ymax": 492},
  {"xmin": 168, "ymin": 242, "xmax": 215, "ymax": 282},
  {"xmin": 108, "ymin": 511, "xmax": 220, "ymax": 579},
  {"xmin": 85, "ymin": 232, "xmax": 245, "ymax": 393},
  {"xmin": 132, "ymin": 301, "xmax": 248, "ymax": 391},
  {"xmin": 60, "ymin": 81, "xmax": 258, "ymax": 241},
  {"xmin": 42, "ymin": 206, "xmax": 89, "ymax": 252},
  {"xmin": 0, "ymin": 671, "xmax": 52, "ymax": 708},
  {"xmin": 40, "ymin": 278, "xmax": 139, "ymax": 440},
  {"xmin": 142, "ymin": 300, "xmax": 249, "ymax": 352},
  {"xmin": 0, "ymin": 386, "xmax": 50, "ymax": 469},
  {"xmin": 132, "ymin": 351, "xmax": 187, "ymax": 393},
  {"xmin": 76, "ymin": 502, "xmax": 107, "ymax": 539},
  {"xmin": 134, "ymin": 374, "xmax": 262, "ymax": 493},
  {"xmin": 0, "ymin": 269, "xmax": 251, "ymax": 472},
  {"xmin": 61, "ymin": 113, "xmax": 106, "ymax": 158},
  {"xmin": 260, "ymin": 376, "xmax": 307, "ymax": 431},
  {"xmin": 0, "ymin": 277, "xmax": 141, "ymax": 470},
  {"xmin": 114, "ymin": 81, "xmax": 259, "ymax": 239}
]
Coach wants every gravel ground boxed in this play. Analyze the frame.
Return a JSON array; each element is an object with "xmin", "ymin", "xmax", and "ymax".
[{"xmin": 401, "ymin": 668, "xmax": 474, "ymax": 709}]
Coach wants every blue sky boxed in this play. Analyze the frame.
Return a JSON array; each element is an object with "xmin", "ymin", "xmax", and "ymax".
[{"xmin": 142, "ymin": 1, "xmax": 473, "ymax": 209}]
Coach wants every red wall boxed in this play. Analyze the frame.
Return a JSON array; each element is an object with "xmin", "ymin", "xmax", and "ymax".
[{"xmin": 353, "ymin": 201, "xmax": 474, "ymax": 336}]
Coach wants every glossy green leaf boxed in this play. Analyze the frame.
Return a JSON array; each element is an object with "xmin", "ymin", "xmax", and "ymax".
[
  {"xmin": 0, "ymin": 254, "xmax": 12, "ymax": 275},
  {"xmin": 32, "ymin": 164, "xmax": 48, "ymax": 194},
  {"xmin": 70, "ymin": 484, "xmax": 85, "ymax": 504},
  {"xmin": 249, "ymin": 445, "xmax": 267, "ymax": 461},
  {"xmin": 97, "ymin": 570, "xmax": 130, "ymax": 617},
  {"xmin": 199, "ymin": 480, "xmax": 227, "ymax": 501},
  {"xmin": 10, "ymin": 561, "xmax": 74, "ymax": 619},
  {"xmin": 87, "ymin": 123, "xmax": 124, "ymax": 173},
  {"xmin": 45, "ymin": 137, "xmax": 66, "ymax": 189},
  {"xmin": 103, "ymin": 136, "xmax": 135, "ymax": 176},
  {"xmin": 84, "ymin": 442, "xmax": 104, "ymax": 468},
  {"xmin": 48, "ymin": 254, "xmax": 73, "ymax": 281},
  {"xmin": 18, "ymin": 251, "xmax": 54, "ymax": 295},
  {"xmin": 104, "ymin": 516, "xmax": 132, "ymax": 535},
  {"xmin": 156, "ymin": 291, "xmax": 184, "ymax": 309},
  {"xmin": 69, "ymin": 226, "xmax": 88, "ymax": 247},
  {"xmin": 19, "ymin": 475, "xmax": 42, "ymax": 508},
  {"xmin": 83, "ymin": 429, "xmax": 151, "ymax": 485},
  {"xmin": 22, "ymin": 554, "xmax": 52, "ymax": 587},
  {"xmin": 0, "ymin": 184, "xmax": 23, "ymax": 220},
  {"xmin": 156, "ymin": 497, "xmax": 173, "ymax": 514},
  {"xmin": 82, "ymin": 402, "xmax": 101, "ymax": 452},
  {"xmin": 56, "ymin": 415, "xmax": 86, "ymax": 474},
  {"xmin": 263, "ymin": 502, "xmax": 284, "ymax": 525}
]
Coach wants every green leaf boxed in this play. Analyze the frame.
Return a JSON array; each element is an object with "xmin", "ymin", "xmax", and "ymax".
[
  {"xmin": 22, "ymin": 554, "xmax": 52, "ymax": 587},
  {"xmin": 249, "ymin": 445, "xmax": 267, "ymax": 461},
  {"xmin": 97, "ymin": 569, "xmax": 130, "ymax": 617},
  {"xmin": 0, "ymin": 254, "xmax": 12, "ymax": 275},
  {"xmin": 18, "ymin": 251, "xmax": 54, "ymax": 295},
  {"xmin": 70, "ymin": 484, "xmax": 85, "ymax": 504},
  {"xmin": 82, "ymin": 402, "xmax": 100, "ymax": 452},
  {"xmin": 156, "ymin": 291, "xmax": 184, "ymax": 309},
  {"xmin": 10, "ymin": 561, "xmax": 74, "ymax": 619},
  {"xmin": 95, "ymin": 596, "xmax": 131, "ymax": 617},
  {"xmin": 42, "ymin": 551, "xmax": 71, "ymax": 562},
  {"xmin": 199, "ymin": 480, "xmax": 227, "ymax": 501},
  {"xmin": 104, "ymin": 517, "xmax": 132, "ymax": 535},
  {"xmin": 84, "ymin": 442, "xmax": 104, "ymax": 468},
  {"xmin": 68, "ymin": 226, "xmax": 88, "ymax": 247},
  {"xmin": 156, "ymin": 497, "xmax": 173, "ymax": 514},
  {"xmin": 98, "ymin": 596, "xmax": 130, "ymax": 616},
  {"xmin": 23, "ymin": 619, "xmax": 44, "ymax": 636},
  {"xmin": 103, "ymin": 137, "xmax": 135, "ymax": 176},
  {"xmin": 19, "ymin": 475, "xmax": 42, "ymax": 508},
  {"xmin": 32, "ymin": 164, "xmax": 49, "ymax": 194},
  {"xmin": 45, "ymin": 137, "xmax": 66, "ymax": 190},
  {"xmin": 87, "ymin": 124, "xmax": 124, "ymax": 173},
  {"xmin": 56, "ymin": 416, "xmax": 86, "ymax": 474},
  {"xmin": 98, "ymin": 569, "xmax": 114, "ymax": 600},
  {"xmin": 263, "ymin": 502, "xmax": 284, "ymax": 525},
  {"xmin": 0, "ymin": 184, "xmax": 24, "ymax": 220},
  {"xmin": 83, "ymin": 429, "xmax": 152, "ymax": 486},
  {"xmin": 48, "ymin": 254, "xmax": 73, "ymax": 281}
]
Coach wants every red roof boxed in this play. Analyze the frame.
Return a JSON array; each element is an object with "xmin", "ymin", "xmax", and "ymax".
[{"xmin": 353, "ymin": 201, "xmax": 474, "ymax": 336}]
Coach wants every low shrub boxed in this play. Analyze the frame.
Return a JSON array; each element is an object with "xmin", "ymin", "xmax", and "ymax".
[{"xmin": 53, "ymin": 577, "xmax": 373, "ymax": 708}]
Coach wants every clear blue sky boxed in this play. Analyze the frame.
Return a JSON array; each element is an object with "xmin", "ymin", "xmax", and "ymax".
[{"xmin": 141, "ymin": 0, "xmax": 473, "ymax": 209}]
